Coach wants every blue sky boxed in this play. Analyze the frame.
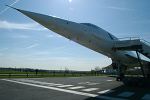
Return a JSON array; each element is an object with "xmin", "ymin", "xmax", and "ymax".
[{"xmin": 0, "ymin": 0, "xmax": 150, "ymax": 71}]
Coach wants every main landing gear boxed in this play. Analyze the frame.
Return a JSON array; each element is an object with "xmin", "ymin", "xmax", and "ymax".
[
  {"xmin": 116, "ymin": 73, "xmax": 124, "ymax": 81},
  {"xmin": 115, "ymin": 61, "xmax": 124, "ymax": 81}
]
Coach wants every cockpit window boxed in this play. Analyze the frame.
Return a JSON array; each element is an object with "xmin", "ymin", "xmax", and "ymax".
[
  {"xmin": 81, "ymin": 23, "xmax": 91, "ymax": 27},
  {"xmin": 108, "ymin": 32, "xmax": 114, "ymax": 40},
  {"xmin": 80, "ymin": 23, "xmax": 99, "ymax": 29}
]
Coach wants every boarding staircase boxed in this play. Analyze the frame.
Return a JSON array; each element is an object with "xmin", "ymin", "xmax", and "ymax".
[
  {"xmin": 113, "ymin": 37, "xmax": 150, "ymax": 77},
  {"xmin": 113, "ymin": 37, "xmax": 150, "ymax": 59}
]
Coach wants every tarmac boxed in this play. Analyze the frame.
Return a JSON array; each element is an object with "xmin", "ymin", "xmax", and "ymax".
[{"xmin": 0, "ymin": 76, "xmax": 150, "ymax": 100}]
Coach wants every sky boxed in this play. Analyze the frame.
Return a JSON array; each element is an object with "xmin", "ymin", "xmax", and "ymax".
[{"xmin": 0, "ymin": 0, "xmax": 150, "ymax": 71}]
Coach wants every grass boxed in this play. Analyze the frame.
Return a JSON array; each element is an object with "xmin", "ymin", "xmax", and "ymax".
[
  {"xmin": 0, "ymin": 71, "xmax": 49, "ymax": 74},
  {"xmin": 1, "ymin": 71, "xmax": 143, "ymax": 78},
  {"xmin": 0, "ymin": 71, "xmax": 110, "ymax": 78}
]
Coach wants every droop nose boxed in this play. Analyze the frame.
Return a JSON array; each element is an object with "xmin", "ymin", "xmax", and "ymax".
[{"xmin": 6, "ymin": 5, "xmax": 65, "ymax": 31}]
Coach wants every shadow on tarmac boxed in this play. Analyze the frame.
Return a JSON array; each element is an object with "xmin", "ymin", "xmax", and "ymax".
[{"xmin": 85, "ymin": 76, "xmax": 150, "ymax": 100}]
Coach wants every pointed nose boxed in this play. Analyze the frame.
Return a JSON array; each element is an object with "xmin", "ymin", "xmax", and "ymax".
[
  {"xmin": 17, "ymin": 9, "xmax": 57, "ymax": 28},
  {"xmin": 9, "ymin": 6, "xmax": 84, "ymax": 40}
]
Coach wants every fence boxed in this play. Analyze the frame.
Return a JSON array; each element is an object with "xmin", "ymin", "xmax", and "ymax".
[{"xmin": 0, "ymin": 72, "xmax": 107, "ymax": 78}]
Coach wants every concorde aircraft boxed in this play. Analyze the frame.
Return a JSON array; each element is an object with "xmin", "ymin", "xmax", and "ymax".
[{"xmin": 7, "ymin": 5, "xmax": 150, "ymax": 80}]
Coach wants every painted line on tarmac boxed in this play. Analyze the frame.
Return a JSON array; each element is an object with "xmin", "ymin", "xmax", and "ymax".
[
  {"xmin": 118, "ymin": 92, "xmax": 134, "ymax": 97},
  {"xmin": 16, "ymin": 79, "xmax": 63, "ymax": 86},
  {"xmin": 98, "ymin": 89, "xmax": 115, "ymax": 94},
  {"xmin": 142, "ymin": 94, "xmax": 150, "ymax": 100},
  {"xmin": 82, "ymin": 88, "xmax": 99, "ymax": 92},
  {"xmin": 88, "ymin": 83, "xmax": 100, "ymax": 85},
  {"xmin": 106, "ymin": 80, "xmax": 113, "ymax": 81},
  {"xmin": 78, "ymin": 82, "xmax": 100, "ymax": 85},
  {"xmin": 1, "ymin": 79, "xmax": 127, "ymax": 100},
  {"xmin": 57, "ymin": 85, "xmax": 74, "ymax": 88},
  {"xmin": 68, "ymin": 86, "xmax": 85, "ymax": 90},
  {"xmin": 96, "ymin": 95, "xmax": 126, "ymax": 100}
]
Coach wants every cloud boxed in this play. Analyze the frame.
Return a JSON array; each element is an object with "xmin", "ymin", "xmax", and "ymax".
[
  {"xmin": 35, "ymin": 50, "xmax": 51, "ymax": 55},
  {"xmin": 107, "ymin": 6, "xmax": 135, "ymax": 11},
  {"xmin": 52, "ymin": 46, "xmax": 67, "ymax": 50},
  {"xmin": 10, "ymin": 34, "xmax": 30, "ymax": 39},
  {"xmin": 96, "ymin": 6, "xmax": 135, "ymax": 11},
  {"xmin": 0, "ymin": 0, "xmax": 19, "ymax": 15},
  {"xmin": 0, "ymin": 20, "xmax": 47, "ymax": 31},
  {"xmin": 28, "ymin": 58, "xmax": 49, "ymax": 61},
  {"xmin": 47, "ymin": 34, "xmax": 62, "ymax": 38},
  {"xmin": 10, "ymin": 0, "xmax": 19, "ymax": 6},
  {"xmin": 27, "ymin": 44, "xmax": 39, "ymax": 49},
  {"xmin": 29, "ymin": 46, "xmax": 67, "ymax": 56},
  {"xmin": 0, "ymin": 48, "xmax": 8, "ymax": 52},
  {"xmin": 47, "ymin": 34, "xmax": 55, "ymax": 38}
]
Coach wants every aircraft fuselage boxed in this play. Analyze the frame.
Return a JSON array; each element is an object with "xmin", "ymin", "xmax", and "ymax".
[{"xmin": 9, "ymin": 7, "xmax": 135, "ymax": 64}]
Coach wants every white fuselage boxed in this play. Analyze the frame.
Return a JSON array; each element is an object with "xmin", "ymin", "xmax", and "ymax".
[{"xmin": 14, "ymin": 8, "xmax": 136, "ymax": 64}]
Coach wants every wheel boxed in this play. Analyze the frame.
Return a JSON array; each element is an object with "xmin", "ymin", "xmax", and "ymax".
[{"xmin": 116, "ymin": 77, "xmax": 119, "ymax": 81}]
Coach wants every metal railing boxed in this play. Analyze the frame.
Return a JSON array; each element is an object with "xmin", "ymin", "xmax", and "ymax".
[
  {"xmin": 118, "ymin": 37, "xmax": 140, "ymax": 41},
  {"xmin": 140, "ymin": 39, "xmax": 150, "ymax": 47},
  {"xmin": 113, "ymin": 37, "xmax": 140, "ymax": 48},
  {"xmin": 116, "ymin": 37, "xmax": 150, "ymax": 47}
]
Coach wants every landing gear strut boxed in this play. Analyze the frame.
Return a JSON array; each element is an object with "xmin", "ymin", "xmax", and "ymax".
[
  {"xmin": 116, "ymin": 61, "xmax": 124, "ymax": 81},
  {"xmin": 116, "ymin": 73, "xmax": 124, "ymax": 81},
  {"xmin": 136, "ymin": 50, "xmax": 145, "ymax": 77}
]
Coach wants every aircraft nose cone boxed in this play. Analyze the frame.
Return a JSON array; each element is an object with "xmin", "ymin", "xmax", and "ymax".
[
  {"xmin": 18, "ymin": 10, "xmax": 51, "ymax": 25},
  {"xmin": 7, "ymin": 5, "xmax": 58, "ymax": 29}
]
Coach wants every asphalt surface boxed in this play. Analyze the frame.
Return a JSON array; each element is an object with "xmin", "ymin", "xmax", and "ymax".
[{"xmin": 0, "ymin": 76, "xmax": 150, "ymax": 100}]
